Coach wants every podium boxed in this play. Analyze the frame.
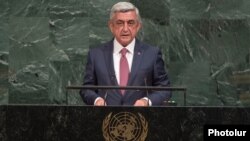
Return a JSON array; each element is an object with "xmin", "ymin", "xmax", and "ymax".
[{"xmin": 1, "ymin": 105, "xmax": 250, "ymax": 141}]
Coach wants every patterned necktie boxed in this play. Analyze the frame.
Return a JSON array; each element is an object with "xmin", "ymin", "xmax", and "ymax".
[{"xmin": 120, "ymin": 48, "xmax": 129, "ymax": 95}]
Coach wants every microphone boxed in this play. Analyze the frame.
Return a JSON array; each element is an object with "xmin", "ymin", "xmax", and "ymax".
[
  {"xmin": 104, "ymin": 90, "xmax": 108, "ymax": 106},
  {"xmin": 144, "ymin": 78, "xmax": 150, "ymax": 106}
]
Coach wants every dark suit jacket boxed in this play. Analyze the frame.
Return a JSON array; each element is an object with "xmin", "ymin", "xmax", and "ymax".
[{"xmin": 80, "ymin": 39, "xmax": 171, "ymax": 106}]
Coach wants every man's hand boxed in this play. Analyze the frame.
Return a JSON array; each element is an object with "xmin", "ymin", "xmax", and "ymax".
[
  {"xmin": 94, "ymin": 98, "xmax": 106, "ymax": 106},
  {"xmin": 134, "ymin": 99, "xmax": 149, "ymax": 106}
]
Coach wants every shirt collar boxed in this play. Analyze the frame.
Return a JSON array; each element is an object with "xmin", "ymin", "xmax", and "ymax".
[{"xmin": 113, "ymin": 38, "xmax": 135, "ymax": 55}]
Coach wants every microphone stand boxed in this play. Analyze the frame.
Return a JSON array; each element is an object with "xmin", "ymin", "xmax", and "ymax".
[
  {"xmin": 144, "ymin": 78, "xmax": 150, "ymax": 106},
  {"xmin": 104, "ymin": 90, "xmax": 108, "ymax": 106}
]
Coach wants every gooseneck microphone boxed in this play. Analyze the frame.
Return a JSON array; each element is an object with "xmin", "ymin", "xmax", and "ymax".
[
  {"xmin": 104, "ymin": 90, "xmax": 108, "ymax": 106},
  {"xmin": 144, "ymin": 78, "xmax": 150, "ymax": 106}
]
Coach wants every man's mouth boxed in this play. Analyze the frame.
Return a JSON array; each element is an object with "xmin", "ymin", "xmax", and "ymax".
[{"xmin": 121, "ymin": 34, "xmax": 129, "ymax": 37}]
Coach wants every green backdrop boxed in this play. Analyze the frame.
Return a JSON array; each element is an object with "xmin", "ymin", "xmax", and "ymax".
[{"xmin": 0, "ymin": 0, "xmax": 249, "ymax": 106}]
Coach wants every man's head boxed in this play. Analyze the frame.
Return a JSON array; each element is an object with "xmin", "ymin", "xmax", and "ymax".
[{"xmin": 109, "ymin": 2, "xmax": 142, "ymax": 47}]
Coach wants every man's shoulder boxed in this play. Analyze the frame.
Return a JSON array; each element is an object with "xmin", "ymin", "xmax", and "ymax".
[
  {"xmin": 136, "ymin": 39, "xmax": 160, "ymax": 52},
  {"xmin": 89, "ymin": 40, "xmax": 113, "ymax": 52},
  {"xmin": 90, "ymin": 41, "xmax": 113, "ymax": 50}
]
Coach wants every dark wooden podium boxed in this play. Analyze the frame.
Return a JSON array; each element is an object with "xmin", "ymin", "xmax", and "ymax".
[{"xmin": 1, "ymin": 105, "xmax": 250, "ymax": 141}]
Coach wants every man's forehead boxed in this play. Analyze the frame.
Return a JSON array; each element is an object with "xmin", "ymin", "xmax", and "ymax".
[{"xmin": 113, "ymin": 11, "xmax": 138, "ymax": 20}]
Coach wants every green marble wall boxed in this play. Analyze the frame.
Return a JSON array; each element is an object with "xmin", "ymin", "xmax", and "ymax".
[{"xmin": 0, "ymin": 0, "xmax": 249, "ymax": 106}]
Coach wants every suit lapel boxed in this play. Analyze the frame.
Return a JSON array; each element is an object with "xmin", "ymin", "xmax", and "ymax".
[
  {"xmin": 103, "ymin": 40, "xmax": 119, "ymax": 86},
  {"xmin": 127, "ymin": 39, "xmax": 144, "ymax": 86}
]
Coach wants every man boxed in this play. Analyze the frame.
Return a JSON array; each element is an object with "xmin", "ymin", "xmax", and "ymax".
[{"xmin": 80, "ymin": 2, "xmax": 171, "ymax": 106}]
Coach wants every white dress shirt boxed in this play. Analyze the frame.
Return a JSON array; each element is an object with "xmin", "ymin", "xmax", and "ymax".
[{"xmin": 113, "ymin": 38, "xmax": 135, "ymax": 84}]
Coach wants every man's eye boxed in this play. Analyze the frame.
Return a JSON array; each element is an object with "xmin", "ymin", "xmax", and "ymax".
[
  {"xmin": 128, "ymin": 21, "xmax": 135, "ymax": 25},
  {"xmin": 116, "ymin": 22, "xmax": 123, "ymax": 25}
]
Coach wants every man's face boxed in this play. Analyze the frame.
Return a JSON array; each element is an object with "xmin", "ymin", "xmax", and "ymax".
[{"xmin": 109, "ymin": 10, "xmax": 141, "ymax": 46}]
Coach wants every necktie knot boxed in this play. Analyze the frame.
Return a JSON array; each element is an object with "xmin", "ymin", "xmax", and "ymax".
[{"xmin": 120, "ymin": 48, "xmax": 128, "ymax": 57}]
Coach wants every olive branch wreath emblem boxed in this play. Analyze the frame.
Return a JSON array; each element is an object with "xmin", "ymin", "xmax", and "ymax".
[{"xmin": 102, "ymin": 112, "xmax": 148, "ymax": 141}]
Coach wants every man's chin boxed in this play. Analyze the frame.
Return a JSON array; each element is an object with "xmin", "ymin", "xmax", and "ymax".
[
  {"xmin": 120, "ymin": 41, "xmax": 131, "ymax": 46},
  {"xmin": 119, "ymin": 38, "xmax": 132, "ymax": 46}
]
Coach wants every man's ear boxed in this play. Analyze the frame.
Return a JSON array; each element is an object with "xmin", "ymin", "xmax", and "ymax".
[
  {"xmin": 136, "ymin": 22, "xmax": 142, "ymax": 32},
  {"xmin": 108, "ymin": 20, "xmax": 114, "ymax": 33}
]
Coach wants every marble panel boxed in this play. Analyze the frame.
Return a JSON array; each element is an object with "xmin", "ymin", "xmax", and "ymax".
[
  {"xmin": 0, "ymin": 0, "xmax": 9, "ymax": 18},
  {"xmin": 1, "ymin": 0, "xmax": 250, "ymax": 106},
  {"xmin": 8, "ymin": 0, "xmax": 49, "ymax": 17},
  {"xmin": 0, "ymin": 18, "xmax": 9, "ymax": 104},
  {"xmin": 48, "ymin": 17, "xmax": 89, "ymax": 104},
  {"xmin": 132, "ymin": 0, "xmax": 170, "ymax": 25},
  {"xmin": 49, "ymin": 0, "xmax": 88, "ymax": 18},
  {"xmin": 8, "ymin": 17, "xmax": 53, "ymax": 104}
]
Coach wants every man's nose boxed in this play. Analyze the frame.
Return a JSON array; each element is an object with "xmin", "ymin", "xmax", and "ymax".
[{"xmin": 122, "ymin": 23, "xmax": 129, "ymax": 32}]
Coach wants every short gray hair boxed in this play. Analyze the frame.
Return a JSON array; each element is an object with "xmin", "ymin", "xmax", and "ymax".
[{"xmin": 110, "ymin": 2, "xmax": 141, "ymax": 23}]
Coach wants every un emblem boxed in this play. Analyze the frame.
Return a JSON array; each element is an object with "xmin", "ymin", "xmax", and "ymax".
[{"xmin": 102, "ymin": 112, "xmax": 148, "ymax": 141}]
